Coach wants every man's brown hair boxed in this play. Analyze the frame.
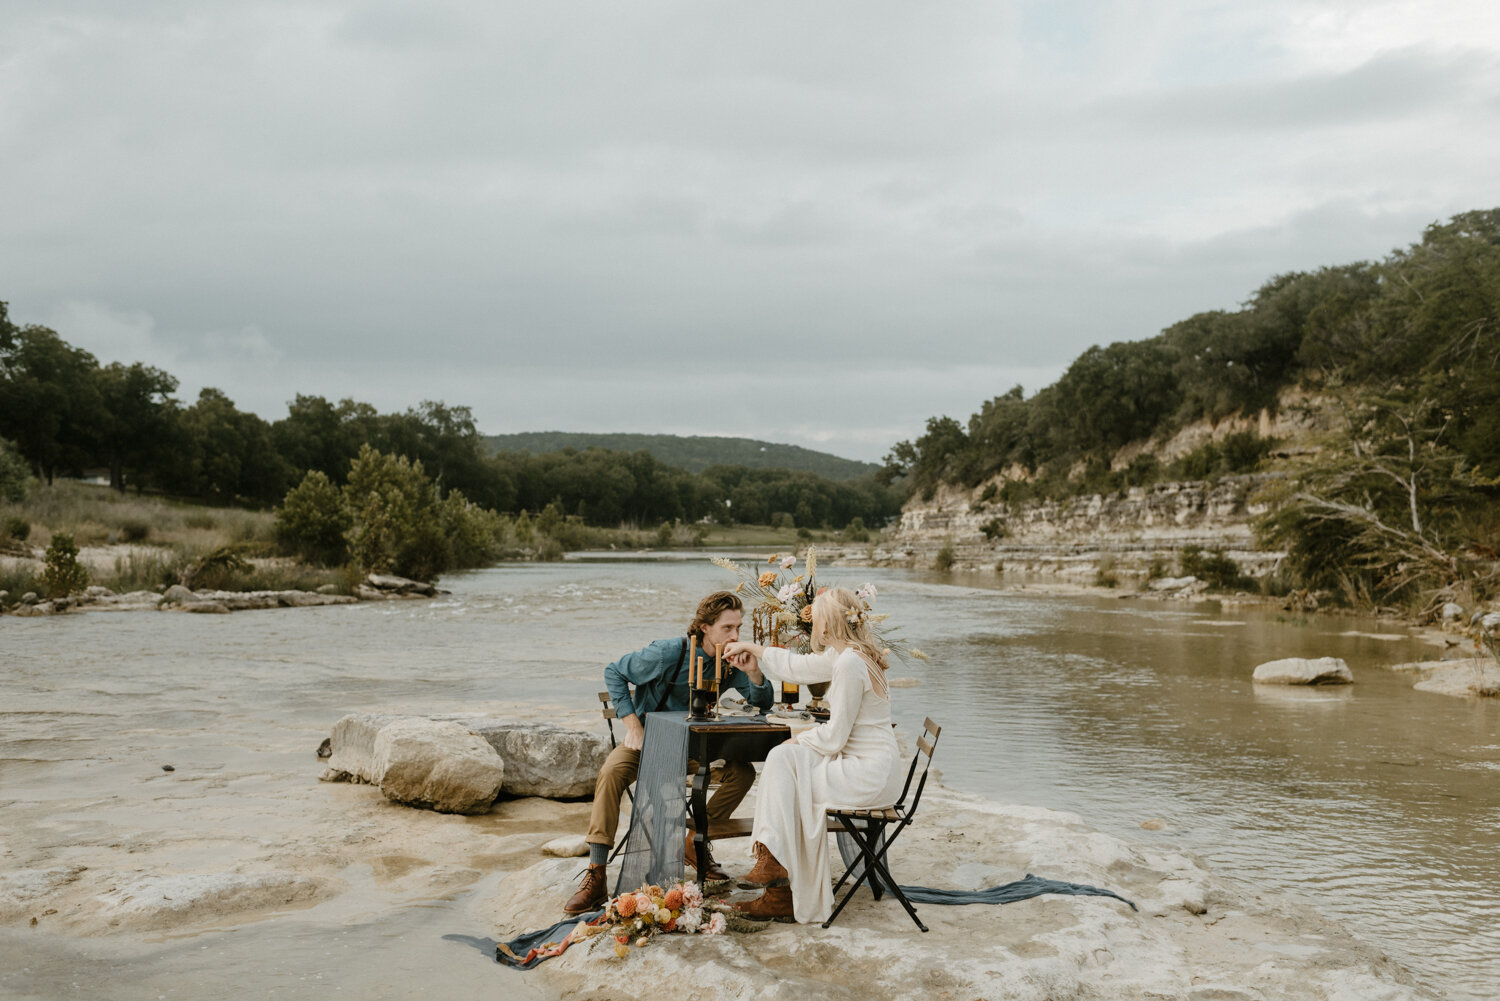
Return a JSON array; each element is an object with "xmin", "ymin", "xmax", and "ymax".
[{"xmin": 687, "ymin": 590, "xmax": 743, "ymax": 641}]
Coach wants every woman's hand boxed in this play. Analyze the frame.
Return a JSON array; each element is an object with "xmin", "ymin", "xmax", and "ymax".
[{"xmin": 723, "ymin": 640, "xmax": 763, "ymax": 662}]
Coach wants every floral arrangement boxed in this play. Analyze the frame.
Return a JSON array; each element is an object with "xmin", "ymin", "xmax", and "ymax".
[
  {"xmin": 713, "ymin": 549, "xmax": 925, "ymax": 660},
  {"xmin": 569, "ymin": 879, "xmax": 729, "ymax": 958}
]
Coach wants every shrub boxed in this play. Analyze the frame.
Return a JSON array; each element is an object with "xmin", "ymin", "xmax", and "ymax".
[
  {"xmin": 1094, "ymin": 554, "xmax": 1119, "ymax": 588},
  {"xmin": 843, "ymin": 516, "xmax": 870, "ymax": 543},
  {"xmin": 980, "ymin": 517, "xmax": 1007, "ymax": 541},
  {"xmin": 119, "ymin": 519, "xmax": 151, "ymax": 543},
  {"xmin": 655, "ymin": 521, "xmax": 673, "ymax": 547},
  {"xmin": 276, "ymin": 470, "xmax": 352, "ymax": 566},
  {"xmin": 934, "ymin": 544, "xmax": 956, "ymax": 571},
  {"xmin": 182, "ymin": 545, "xmax": 251, "ymax": 590},
  {"xmin": 1146, "ymin": 554, "xmax": 1168, "ymax": 580},
  {"xmin": 1179, "ymin": 544, "xmax": 1245, "ymax": 589},
  {"xmin": 42, "ymin": 532, "xmax": 89, "ymax": 597},
  {"xmin": 184, "ymin": 512, "xmax": 218, "ymax": 530},
  {"xmin": 4, "ymin": 516, "xmax": 29, "ymax": 542}
]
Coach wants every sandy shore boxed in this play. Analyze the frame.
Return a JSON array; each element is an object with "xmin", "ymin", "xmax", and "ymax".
[{"xmin": 0, "ymin": 700, "xmax": 1434, "ymax": 1001}]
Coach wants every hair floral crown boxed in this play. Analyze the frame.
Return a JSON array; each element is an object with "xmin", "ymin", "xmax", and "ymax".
[{"xmin": 711, "ymin": 549, "xmax": 926, "ymax": 661}]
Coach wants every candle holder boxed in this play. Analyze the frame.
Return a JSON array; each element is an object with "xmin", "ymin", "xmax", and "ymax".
[{"xmin": 688, "ymin": 687, "xmax": 713, "ymax": 721}]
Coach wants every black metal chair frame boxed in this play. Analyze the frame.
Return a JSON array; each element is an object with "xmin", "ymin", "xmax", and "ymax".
[{"xmin": 822, "ymin": 716, "xmax": 941, "ymax": 932}]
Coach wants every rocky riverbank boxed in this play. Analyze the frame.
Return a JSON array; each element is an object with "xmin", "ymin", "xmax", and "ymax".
[{"xmin": 0, "ymin": 572, "xmax": 439, "ymax": 616}]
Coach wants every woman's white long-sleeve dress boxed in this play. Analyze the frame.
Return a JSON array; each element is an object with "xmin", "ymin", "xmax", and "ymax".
[{"xmin": 751, "ymin": 646, "xmax": 904, "ymax": 924}]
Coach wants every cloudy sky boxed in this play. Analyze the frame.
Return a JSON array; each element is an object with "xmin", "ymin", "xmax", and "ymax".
[{"xmin": 4, "ymin": 1, "xmax": 1498, "ymax": 462}]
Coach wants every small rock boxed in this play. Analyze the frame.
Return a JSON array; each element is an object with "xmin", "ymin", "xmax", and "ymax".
[
  {"xmin": 181, "ymin": 600, "xmax": 230, "ymax": 614},
  {"xmin": 540, "ymin": 835, "xmax": 590, "ymax": 857},
  {"xmin": 316, "ymin": 584, "xmax": 339, "ymax": 595},
  {"xmin": 1481, "ymin": 612, "xmax": 1500, "ymax": 634},
  {"xmin": 21, "ymin": 591, "xmax": 38, "ymax": 604},
  {"xmin": 1149, "ymin": 576, "xmax": 1198, "ymax": 592},
  {"xmin": 1252, "ymin": 657, "xmax": 1353, "ymax": 686},
  {"xmin": 163, "ymin": 584, "xmax": 200, "ymax": 604},
  {"xmin": 85, "ymin": 585, "xmax": 115, "ymax": 598},
  {"xmin": 1440, "ymin": 602, "xmax": 1465, "ymax": 622},
  {"xmin": 316, "ymin": 737, "xmax": 332, "ymax": 759},
  {"xmin": 162, "ymin": 765, "xmax": 175, "ymax": 772},
  {"xmin": 1140, "ymin": 818, "xmax": 1167, "ymax": 831}
]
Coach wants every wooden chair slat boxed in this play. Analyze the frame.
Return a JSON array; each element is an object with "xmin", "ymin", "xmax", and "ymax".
[{"xmin": 916, "ymin": 736, "xmax": 935, "ymax": 756}]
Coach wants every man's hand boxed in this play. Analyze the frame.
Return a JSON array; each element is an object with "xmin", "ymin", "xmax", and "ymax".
[{"xmin": 622, "ymin": 714, "xmax": 645, "ymax": 751}]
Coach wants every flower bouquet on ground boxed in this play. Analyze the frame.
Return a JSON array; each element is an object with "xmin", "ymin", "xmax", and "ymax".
[{"xmin": 566, "ymin": 880, "xmax": 740, "ymax": 959}]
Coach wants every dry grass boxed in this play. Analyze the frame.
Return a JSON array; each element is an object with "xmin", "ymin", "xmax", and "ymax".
[
  {"xmin": 1, "ymin": 481, "xmax": 276, "ymax": 551},
  {"xmin": 0, "ymin": 482, "xmax": 293, "ymax": 599}
]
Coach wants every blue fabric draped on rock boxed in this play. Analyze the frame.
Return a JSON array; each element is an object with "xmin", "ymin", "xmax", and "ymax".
[{"xmin": 492, "ymin": 909, "xmax": 603, "ymax": 969}]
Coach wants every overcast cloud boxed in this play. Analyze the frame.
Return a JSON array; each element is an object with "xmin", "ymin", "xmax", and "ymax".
[{"xmin": 4, "ymin": 1, "xmax": 1499, "ymax": 461}]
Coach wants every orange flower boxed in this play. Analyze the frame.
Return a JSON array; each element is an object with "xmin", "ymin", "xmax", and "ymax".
[
  {"xmin": 758, "ymin": 571, "xmax": 778, "ymax": 587},
  {"xmin": 616, "ymin": 894, "xmax": 637, "ymax": 917},
  {"xmin": 800, "ymin": 605, "xmax": 813, "ymax": 622},
  {"xmin": 663, "ymin": 887, "xmax": 683, "ymax": 910}
]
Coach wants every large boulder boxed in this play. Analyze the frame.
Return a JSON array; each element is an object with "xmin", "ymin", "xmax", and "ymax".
[
  {"xmin": 465, "ymin": 719, "xmax": 610, "ymax": 798},
  {"xmin": 1252, "ymin": 657, "xmax": 1353, "ymax": 685},
  {"xmin": 320, "ymin": 713, "xmax": 608, "ymax": 804},
  {"xmin": 370, "ymin": 718, "xmax": 505, "ymax": 814}
]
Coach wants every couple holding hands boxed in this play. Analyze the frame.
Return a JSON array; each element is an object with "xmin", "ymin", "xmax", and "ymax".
[{"xmin": 565, "ymin": 587, "xmax": 903, "ymax": 924}]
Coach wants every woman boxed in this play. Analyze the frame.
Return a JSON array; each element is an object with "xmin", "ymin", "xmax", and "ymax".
[{"xmin": 722, "ymin": 587, "xmax": 904, "ymax": 923}]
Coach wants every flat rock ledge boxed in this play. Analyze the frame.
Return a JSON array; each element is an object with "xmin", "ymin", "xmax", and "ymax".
[
  {"xmin": 491, "ymin": 788, "xmax": 1433, "ymax": 1001},
  {"xmin": 320, "ymin": 712, "xmax": 609, "ymax": 807},
  {"xmin": 1252, "ymin": 656, "xmax": 1354, "ymax": 685},
  {"xmin": 1389, "ymin": 659, "xmax": 1500, "ymax": 698}
]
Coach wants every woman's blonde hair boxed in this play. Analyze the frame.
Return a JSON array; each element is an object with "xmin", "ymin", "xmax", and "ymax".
[{"xmin": 810, "ymin": 587, "xmax": 889, "ymax": 672}]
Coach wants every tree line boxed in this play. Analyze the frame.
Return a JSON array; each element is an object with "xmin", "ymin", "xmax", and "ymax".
[{"xmin": 0, "ymin": 304, "xmax": 900, "ymax": 534}]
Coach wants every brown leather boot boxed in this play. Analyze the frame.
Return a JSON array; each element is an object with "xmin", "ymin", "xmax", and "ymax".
[
  {"xmin": 735, "ymin": 884, "xmax": 794, "ymax": 921},
  {"xmin": 563, "ymin": 863, "xmax": 608, "ymax": 915},
  {"xmin": 738, "ymin": 842, "xmax": 789, "ymax": 888},
  {"xmin": 684, "ymin": 832, "xmax": 729, "ymax": 882}
]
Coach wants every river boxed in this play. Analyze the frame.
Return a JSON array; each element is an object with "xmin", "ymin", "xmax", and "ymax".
[{"xmin": 2, "ymin": 557, "xmax": 1495, "ymax": 999}]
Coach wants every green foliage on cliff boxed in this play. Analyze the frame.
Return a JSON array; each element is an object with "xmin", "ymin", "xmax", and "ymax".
[
  {"xmin": 885, "ymin": 209, "xmax": 1500, "ymax": 501},
  {"xmin": 888, "ymin": 208, "xmax": 1500, "ymax": 613}
]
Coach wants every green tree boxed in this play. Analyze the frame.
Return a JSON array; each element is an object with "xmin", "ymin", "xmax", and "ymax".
[
  {"xmin": 276, "ymin": 470, "xmax": 352, "ymax": 565},
  {"xmin": 0, "ymin": 325, "xmax": 104, "ymax": 483},
  {"xmin": 42, "ymin": 531, "xmax": 89, "ymax": 597},
  {"xmin": 342, "ymin": 445, "xmax": 448, "ymax": 580},
  {"xmin": 94, "ymin": 362, "xmax": 179, "ymax": 492},
  {"xmin": 0, "ymin": 435, "xmax": 29, "ymax": 502}
]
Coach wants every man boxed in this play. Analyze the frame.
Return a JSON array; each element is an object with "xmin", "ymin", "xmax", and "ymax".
[{"xmin": 565, "ymin": 590, "xmax": 774, "ymax": 915}]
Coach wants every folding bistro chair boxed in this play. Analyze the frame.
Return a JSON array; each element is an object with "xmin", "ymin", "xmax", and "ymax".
[
  {"xmin": 598, "ymin": 691, "xmax": 636, "ymax": 862},
  {"xmin": 823, "ymin": 716, "xmax": 942, "ymax": 932}
]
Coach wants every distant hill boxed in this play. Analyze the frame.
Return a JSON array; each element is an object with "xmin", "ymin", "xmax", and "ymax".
[{"xmin": 481, "ymin": 432, "xmax": 881, "ymax": 482}]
